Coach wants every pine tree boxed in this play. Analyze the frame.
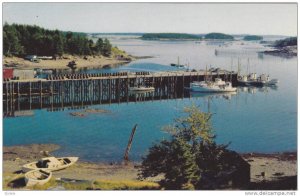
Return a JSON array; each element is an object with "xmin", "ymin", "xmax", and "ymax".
[
  {"xmin": 102, "ymin": 38, "xmax": 112, "ymax": 56},
  {"xmin": 95, "ymin": 38, "xmax": 104, "ymax": 55},
  {"xmin": 139, "ymin": 105, "xmax": 240, "ymax": 190},
  {"xmin": 3, "ymin": 23, "xmax": 23, "ymax": 56}
]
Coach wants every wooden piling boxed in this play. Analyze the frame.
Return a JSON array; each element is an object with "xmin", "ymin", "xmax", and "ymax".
[{"xmin": 124, "ymin": 124, "xmax": 138, "ymax": 163}]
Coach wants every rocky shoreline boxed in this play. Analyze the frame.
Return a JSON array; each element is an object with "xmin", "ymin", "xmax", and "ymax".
[
  {"xmin": 263, "ymin": 45, "xmax": 297, "ymax": 58},
  {"xmin": 3, "ymin": 144, "xmax": 297, "ymax": 190},
  {"xmin": 3, "ymin": 54, "xmax": 136, "ymax": 70}
]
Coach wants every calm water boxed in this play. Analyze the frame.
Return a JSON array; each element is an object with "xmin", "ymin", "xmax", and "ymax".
[{"xmin": 3, "ymin": 36, "xmax": 297, "ymax": 163}]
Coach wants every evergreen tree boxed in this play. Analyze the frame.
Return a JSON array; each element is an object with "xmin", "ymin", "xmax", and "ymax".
[
  {"xmin": 95, "ymin": 38, "xmax": 104, "ymax": 54},
  {"xmin": 102, "ymin": 38, "xmax": 112, "ymax": 56},
  {"xmin": 3, "ymin": 23, "xmax": 23, "ymax": 56},
  {"xmin": 3, "ymin": 23, "xmax": 113, "ymax": 57},
  {"xmin": 139, "ymin": 105, "xmax": 241, "ymax": 190}
]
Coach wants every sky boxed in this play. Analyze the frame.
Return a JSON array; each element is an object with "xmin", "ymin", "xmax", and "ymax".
[{"xmin": 2, "ymin": 3, "xmax": 298, "ymax": 36}]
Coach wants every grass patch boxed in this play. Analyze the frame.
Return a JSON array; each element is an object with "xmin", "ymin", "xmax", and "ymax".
[
  {"xmin": 93, "ymin": 180, "xmax": 160, "ymax": 190},
  {"xmin": 31, "ymin": 178, "xmax": 57, "ymax": 190},
  {"xmin": 111, "ymin": 47, "xmax": 129, "ymax": 57},
  {"xmin": 62, "ymin": 182, "xmax": 92, "ymax": 190},
  {"xmin": 3, "ymin": 172, "xmax": 26, "ymax": 190}
]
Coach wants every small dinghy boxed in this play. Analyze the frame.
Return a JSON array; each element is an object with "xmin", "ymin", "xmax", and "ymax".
[
  {"xmin": 22, "ymin": 157, "xmax": 79, "ymax": 172},
  {"xmin": 129, "ymin": 86, "xmax": 155, "ymax": 92},
  {"xmin": 25, "ymin": 169, "xmax": 52, "ymax": 187}
]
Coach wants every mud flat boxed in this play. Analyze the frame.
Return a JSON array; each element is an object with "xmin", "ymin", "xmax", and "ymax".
[{"xmin": 3, "ymin": 144, "xmax": 297, "ymax": 190}]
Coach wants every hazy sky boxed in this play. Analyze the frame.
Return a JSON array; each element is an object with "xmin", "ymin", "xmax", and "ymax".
[{"xmin": 3, "ymin": 3, "xmax": 297, "ymax": 36}]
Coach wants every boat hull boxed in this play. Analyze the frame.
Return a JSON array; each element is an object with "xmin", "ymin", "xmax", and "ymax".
[
  {"xmin": 129, "ymin": 87, "xmax": 155, "ymax": 92},
  {"xmin": 25, "ymin": 169, "xmax": 52, "ymax": 187},
  {"xmin": 190, "ymin": 85, "xmax": 237, "ymax": 93},
  {"xmin": 22, "ymin": 157, "xmax": 79, "ymax": 172},
  {"xmin": 191, "ymin": 88, "xmax": 237, "ymax": 93}
]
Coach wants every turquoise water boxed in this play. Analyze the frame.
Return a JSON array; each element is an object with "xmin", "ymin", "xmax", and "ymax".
[{"xmin": 3, "ymin": 37, "xmax": 297, "ymax": 163}]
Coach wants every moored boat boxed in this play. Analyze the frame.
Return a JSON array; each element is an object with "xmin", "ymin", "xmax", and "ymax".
[
  {"xmin": 238, "ymin": 73, "xmax": 279, "ymax": 86},
  {"xmin": 22, "ymin": 157, "xmax": 79, "ymax": 172},
  {"xmin": 24, "ymin": 169, "xmax": 52, "ymax": 187},
  {"xmin": 190, "ymin": 78, "xmax": 237, "ymax": 93},
  {"xmin": 129, "ymin": 86, "xmax": 155, "ymax": 92}
]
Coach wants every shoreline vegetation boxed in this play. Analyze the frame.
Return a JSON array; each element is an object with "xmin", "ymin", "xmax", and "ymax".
[
  {"xmin": 3, "ymin": 23, "xmax": 141, "ymax": 70},
  {"xmin": 3, "ymin": 144, "xmax": 297, "ymax": 190}
]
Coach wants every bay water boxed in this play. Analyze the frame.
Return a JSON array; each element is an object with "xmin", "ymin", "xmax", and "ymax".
[{"xmin": 3, "ymin": 36, "xmax": 297, "ymax": 162}]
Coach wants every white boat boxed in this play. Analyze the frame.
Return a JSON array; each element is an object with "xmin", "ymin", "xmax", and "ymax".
[
  {"xmin": 258, "ymin": 74, "xmax": 279, "ymax": 86},
  {"xmin": 22, "ymin": 156, "xmax": 79, "ymax": 172},
  {"xmin": 190, "ymin": 78, "xmax": 237, "ymax": 93},
  {"xmin": 238, "ymin": 73, "xmax": 279, "ymax": 86},
  {"xmin": 129, "ymin": 86, "xmax": 155, "ymax": 92},
  {"xmin": 24, "ymin": 169, "xmax": 52, "ymax": 187}
]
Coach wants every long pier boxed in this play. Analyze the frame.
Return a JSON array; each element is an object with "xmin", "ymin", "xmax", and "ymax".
[{"xmin": 3, "ymin": 70, "xmax": 237, "ymax": 117}]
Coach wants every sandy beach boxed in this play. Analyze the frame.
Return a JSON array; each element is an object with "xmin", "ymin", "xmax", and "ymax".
[
  {"xmin": 2, "ymin": 144, "xmax": 297, "ymax": 190},
  {"xmin": 3, "ymin": 55, "xmax": 134, "ymax": 70}
]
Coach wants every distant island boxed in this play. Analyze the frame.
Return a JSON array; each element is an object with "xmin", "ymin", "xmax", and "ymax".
[
  {"xmin": 141, "ymin": 32, "xmax": 237, "ymax": 41},
  {"xmin": 243, "ymin": 35, "xmax": 263, "ymax": 41},
  {"xmin": 263, "ymin": 37, "xmax": 297, "ymax": 58},
  {"xmin": 141, "ymin": 33, "xmax": 202, "ymax": 40},
  {"xmin": 204, "ymin": 33, "xmax": 234, "ymax": 40}
]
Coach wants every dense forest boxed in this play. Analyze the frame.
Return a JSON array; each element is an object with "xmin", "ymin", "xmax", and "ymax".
[
  {"xmin": 204, "ymin": 33, "xmax": 234, "ymax": 40},
  {"xmin": 141, "ymin": 33, "xmax": 202, "ymax": 40},
  {"xmin": 274, "ymin": 37, "xmax": 297, "ymax": 47},
  {"xmin": 3, "ymin": 23, "xmax": 112, "ymax": 57},
  {"xmin": 243, "ymin": 35, "xmax": 263, "ymax": 41}
]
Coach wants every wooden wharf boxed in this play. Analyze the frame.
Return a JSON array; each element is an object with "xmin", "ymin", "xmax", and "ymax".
[{"xmin": 3, "ymin": 70, "xmax": 237, "ymax": 117}]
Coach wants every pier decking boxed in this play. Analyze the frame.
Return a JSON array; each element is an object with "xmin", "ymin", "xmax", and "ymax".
[{"xmin": 3, "ymin": 70, "xmax": 237, "ymax": 117}]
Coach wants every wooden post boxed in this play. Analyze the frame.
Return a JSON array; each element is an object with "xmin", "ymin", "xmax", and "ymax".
[
  {"xmin": 5, "ymin": 82, "xmax": 8, "ymax": 116},
  {"xmin": 29, "ymin": 82, "xmax": 32, "ymax": 110},
  {"xmin": 50, "ymin": 81, "xmax": 53, "ymax": 111},
  {"xmin": 81, "ymin": 79, "xmax": 83, "ymax": 105},
  {"xmin": 99, "ymin": 79, "xmax": 102, "ymax": 104},
  {"xmin": 17, "ymin": 82, "xmax": 20, "ymax": 111},
  {"xmin": 40, "ymin": 80, "xmax": 43, "ymax": 108},
  {"xmin": 11, "ymin": 82, "xmax": 14, "ymax": 114},
  {"xmin": 61, "ymin": 81, "xmax": 64, "ymax": 108},
  {"xmin": 124, "ymin": 124, "xmax": 138, "ymax": 162},
  {"xmin": 71, "ymin": 80, "xmax": 74, "ymax": 107}
]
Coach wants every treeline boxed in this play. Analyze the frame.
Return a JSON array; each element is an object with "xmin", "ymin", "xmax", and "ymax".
[
  {"xmin": 204, "ymin": 33, "xmax": 234, "ymax": 40},
  {"xmin": 141, "ymin": 32, "xmax": 235, "ymax": 40},
  {"xmin": 243, "ymin": 35, "xmax": 263, "ymax": 41},
  {"xmin": 3, "ymin": 23, "xmax": 112, "ymax": 57},
  {"xmin": 274, "ymin": 37, "xmax": 297, "ymax": 47},
  {"xmin": 141, "ymin": 33, "xmax": 201, "ymax": 40}
]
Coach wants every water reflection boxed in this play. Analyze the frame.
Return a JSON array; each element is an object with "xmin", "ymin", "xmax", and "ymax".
[{"xmin": 238, "ymin": 86, "xmax": 278, "ymax": 94}]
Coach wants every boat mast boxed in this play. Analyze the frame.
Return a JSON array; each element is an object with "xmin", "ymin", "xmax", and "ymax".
[
  {"xmin": 230, "ymin": 58, "xmax": 233, "ymax": 82},
  {"xmin": 237, "ymin": 58, "xmax": 241, "ymax": 76},
  {"xmin": 247, "ymin": 58, "xmax": 250, "ymax": 74}
]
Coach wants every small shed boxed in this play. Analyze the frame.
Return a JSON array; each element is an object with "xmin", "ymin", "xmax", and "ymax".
[
  {"xmin": 13, "ymin": 69, "xmax": 35, "ymax": 80},
  {"xmin": 3, "ymin": 68, "xmax": 14, "ymax": 80}
]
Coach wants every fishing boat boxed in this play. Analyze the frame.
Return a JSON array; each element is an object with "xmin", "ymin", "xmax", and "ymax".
[
  {"xmin": 190, "ymin": 78, "xmax": 237, "ymax": 93},
  {"xmin": 237, "ymin": 59, "xmax": 278, "ymax": 86},
  {"xmin": 22, "ymin": 157, "xmax": 79, "ymax": 172},
  {"xmin": 129, "ymin": 86, "xmax": 155, "ymax": 92},
  {"xmin": 257, "ymin": 74, "xmax": 279, "ymax": 86},
  {"xmin": 238, "ymin": 73, "xmax": 279, "ymax": 86},
  {"xmin": 24, "ymin": 169, "xmax": 52, "ymax": 187}
]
